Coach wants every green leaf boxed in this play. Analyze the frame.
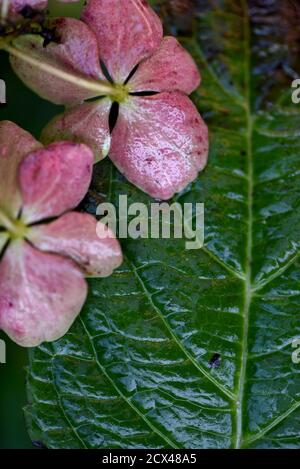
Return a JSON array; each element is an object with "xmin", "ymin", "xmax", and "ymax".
[{"xmin": 25, "ymin": 0, "xmax": 300, "ymax": 448}]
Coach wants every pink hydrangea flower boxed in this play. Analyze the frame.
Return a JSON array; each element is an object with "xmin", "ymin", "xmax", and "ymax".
[
  {"xmin": 0, "ymin": 121, "xmax": 122, "ymax": 347},
  {"xmin": 10, "ymin": 0, "xmax": 209, "ymax": 200}
]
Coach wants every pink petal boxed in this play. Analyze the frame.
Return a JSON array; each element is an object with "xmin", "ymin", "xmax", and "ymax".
[
  {"xmin": 129, "ymin": 36, "xmax": 200, "ymax": 94},
  {"xmin": 42, "ymin": 99, "xmax": 111, "ymax": 163},
  {"xmin": 110, "ymin": 92, "xmax": 209, "ymax": 200},
  {"xmin": 10, "ymin": 17, "xmax": 105, "ymax": 105},
  {"xmin": 28, "ymin": 212, "xmax": 123, "ymax": 277},
  {"xmin": 0, "ymin": 121, "xmax": 42, "ymax": 218},
  {"xmin": 20, "ymin": 142, "xmax": 93, "ymax": 224},
  {"xmin": 81, "ymin": 0, "xmax": 163, "ymax": 83},
  {"xmin": 0, "ymin": 240, "xmax": 87, "ymax": 347}
]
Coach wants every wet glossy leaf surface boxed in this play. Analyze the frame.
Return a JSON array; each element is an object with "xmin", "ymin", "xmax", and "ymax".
[{"xmin": 24, "ymin": 0, "xmax": 300, "ymax": 448}]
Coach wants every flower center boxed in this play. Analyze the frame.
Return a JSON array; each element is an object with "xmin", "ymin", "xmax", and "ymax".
[
  {"xmin": 111, "ymin": 83, "xmax": 129, "ymax": 103},
  {"xmin": 0, "ymin": 208, "xmax": 28, "ymax": 240}
]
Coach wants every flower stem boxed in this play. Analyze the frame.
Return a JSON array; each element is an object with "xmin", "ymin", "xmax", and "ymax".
[
  {"xmin": 2, "ymin": 43, "xmax": 119, "ymax": 98},
  {"xmin": 0, "ymin": 0, "xmax": 9, "ymax": 24},
  {"xmin": 0, "ymin": 208, "xmax": 15, "ymax": 232}
]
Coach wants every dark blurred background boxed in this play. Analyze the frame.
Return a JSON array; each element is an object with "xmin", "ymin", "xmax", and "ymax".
[{"xmin": 0, "ymin": 0, "xmax": 84, "ymax": 449}]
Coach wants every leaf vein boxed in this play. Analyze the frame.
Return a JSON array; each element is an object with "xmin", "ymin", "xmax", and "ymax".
[{"xmin": 127, "ymin": 256, "xmax": 236, "ymax": 401}]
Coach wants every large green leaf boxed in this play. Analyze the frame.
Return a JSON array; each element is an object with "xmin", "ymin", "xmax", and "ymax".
[{"xmin": 24, "ymin": 0, "xmax": 300, "ymax": 448}]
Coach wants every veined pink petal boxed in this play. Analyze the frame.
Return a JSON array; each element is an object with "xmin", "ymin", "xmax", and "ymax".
[
  {"xmin": 20, "ymin": 142, "xmax": 93, "ymax": 224},
  {"xmin": 110, "ymin": 92, "xmax": 209, "ymax": 200},
  {"xmin": 81, "ymin": 0, "xmax": 163, "ymax": 83},
  {"xmin": 28, "ymin": 212, "xmax": 123, "ymax": 277},
  {"xmin": 0, "ymin": 121, "xmax": 42, "ymax": 218},
  {"xmin": 0, "ymin": 240, "xmax": 87, "ymax": 347},
  {"xmin": 10, "ymin": 17, "xmax": 105, "ymax": 105},
  {"xmin": 42, "ymin": 99, "xmax": 111, "ymax": 163},
  {"xmin": 0, "ymin": 232, "xmax": 8, "ymax": 253},
  {"xmin": 129, "ymin": 37, "xmax": 200, "ymax": 94}
]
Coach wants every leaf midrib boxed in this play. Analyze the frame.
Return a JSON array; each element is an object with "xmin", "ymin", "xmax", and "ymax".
[{"xmin": 229, "ymin": 1, "xmax": 300, "ymax": 448}]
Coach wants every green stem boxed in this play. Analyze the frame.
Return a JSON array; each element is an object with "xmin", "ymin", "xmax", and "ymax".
[{"xmin": 2, "ymin": 43, "xmax": 119, "ymax": 98}]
